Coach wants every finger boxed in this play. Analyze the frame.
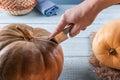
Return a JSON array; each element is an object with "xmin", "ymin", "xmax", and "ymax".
[
  {"xmin": 49, "ymin": 16, "xmax": 67, "ymax": 38},
  {"xmin": 81, "ymin": 27, "xmax": 86, "ymax": 30},
  {"xmin": 69, "ymin": 24, "xmax": 81, "ymax": 37}
]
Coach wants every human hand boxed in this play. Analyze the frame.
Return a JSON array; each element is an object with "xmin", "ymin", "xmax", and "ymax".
[{"xmin": 49, "ymin": 0, "xmax": 102, "ymax": 37}]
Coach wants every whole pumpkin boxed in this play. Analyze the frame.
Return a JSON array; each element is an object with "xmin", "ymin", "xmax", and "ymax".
[
  {"xmin": 0, "ymin": 24, "xmax": 64, "ymax": 80},
  {"xmin": 92, "ymin": 19, "xmax": 120, "ymax": 69}
]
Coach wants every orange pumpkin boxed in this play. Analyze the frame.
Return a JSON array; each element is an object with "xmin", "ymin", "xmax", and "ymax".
[
  {"xmin": 92, "ymin": 19, "xmax": 120, "ymax": 69},
  {"xmin": 0, "ymin": 24, "xmax": 64, "ymax": 80}
]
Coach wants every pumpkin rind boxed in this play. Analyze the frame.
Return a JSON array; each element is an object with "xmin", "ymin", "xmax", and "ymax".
[
  {"xmin": 92, "ymin": 19, "xmax": 120, "ymax": 69},
  {"xmin": 0, "ymin": 24, "xmax": 64, "ymax": 80}
]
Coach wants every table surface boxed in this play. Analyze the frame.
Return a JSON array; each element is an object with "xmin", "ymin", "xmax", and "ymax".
[{"xmin": 0, "ymin": 4, "xmax": 120, "ymax": 80}]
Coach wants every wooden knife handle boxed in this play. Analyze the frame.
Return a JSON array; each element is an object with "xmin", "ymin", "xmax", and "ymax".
[{"xmin": 54, "ymin": 24, "xmax": 74, "ymax": 44}]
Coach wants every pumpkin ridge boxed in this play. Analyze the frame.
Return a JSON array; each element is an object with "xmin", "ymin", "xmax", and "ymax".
[
  {"xmin": 34, "ymin": 40, "xmax": 57, "ymax": 67},
  {"xmin": 34, "ymin": 37, "xmax": 58, "ymax": 45},
  {"xmin": 0, "ymin": 51, "xmax": 9, "ymax": 80},
  {"xmin": 16, "ymin": 25, "xmax": 34, "ymax": 42},
  {"xmin": 0, "ymin": 29, "xmax": 23, "ymax": 37},
  {"xmin": 52, "ymin": 47, "xmax": 64, "ymax": 77},
  {"xmin": 0, "ymin": 42, "xmax": 22, "ymax": 79},
  {"xmin": 0, "ymin": 37, "xmax": 25, "ymax": 51}
]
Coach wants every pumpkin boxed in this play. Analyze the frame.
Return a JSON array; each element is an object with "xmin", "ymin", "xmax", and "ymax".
[
  {"xmin": 90, "ymin": 32, "xmax": 120, "ymax": 80},
  {"xmin": 92, "ymin": 19, "xmax": 120, "ymax": 69},
  {"xmin": 0, "ymin": 24, "xmax": 64, "ymax": 80}
]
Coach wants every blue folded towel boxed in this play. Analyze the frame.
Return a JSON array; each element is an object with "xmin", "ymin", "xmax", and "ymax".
[{"xmin": 36, "ymin": 0, "xmax": 59, "ymax": 16}]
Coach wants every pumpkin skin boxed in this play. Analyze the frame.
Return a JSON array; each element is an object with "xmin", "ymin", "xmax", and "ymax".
[
  {"xmin": 92, "ymin": 19, "xmax": 120, "ymax": 69},
  {"xmin": 0, "ymin": 24, "xmax": 64, "ymax": 80}
]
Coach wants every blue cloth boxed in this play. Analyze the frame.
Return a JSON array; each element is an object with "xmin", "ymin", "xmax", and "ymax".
[{"xmin": 36, "ymin": 0, "xmax": 59, "ymax": 16}]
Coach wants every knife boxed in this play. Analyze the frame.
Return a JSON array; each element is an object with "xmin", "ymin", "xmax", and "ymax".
[{"xmin": 49, "ymin": 24, "xmax": 74, "ymax": 44}]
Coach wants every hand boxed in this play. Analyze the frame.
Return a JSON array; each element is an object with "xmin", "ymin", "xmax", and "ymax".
[{"xmin": 50, "ymin": 0, "xmax": 101, "ymax": 37}]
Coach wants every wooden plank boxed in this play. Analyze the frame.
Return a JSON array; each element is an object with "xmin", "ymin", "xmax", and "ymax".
[
  {"xmin": 0, "ymin": 5, "xmax": 75, "ymax": 24},
  {"xmin": 0, "ymin": 23, "xmax": 109, "ymax": 37},
  {"xmin": 59, "ymin": 57, "xmax": 97, "ymax": 80},
  {"xmin": 61, "ymin": 37, "xmax": 91, "ymax": 57},
  {"xmin": 0, "ymin": 5, "xmax": 120, "ymax": 24}
]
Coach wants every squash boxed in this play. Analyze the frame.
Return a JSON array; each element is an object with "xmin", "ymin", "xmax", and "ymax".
[
  {"xmin": 92, "ymin": 19, "xmax": 120, "ymax": 69},
  {"xmin": 0, "ymin": 24, "xmax": 64, "ymax": 80}
]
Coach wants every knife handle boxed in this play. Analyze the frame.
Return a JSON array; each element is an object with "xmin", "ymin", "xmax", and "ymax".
[{"xmin": 54, "ymin": 24, "xmax": 74, "ymax": 44}]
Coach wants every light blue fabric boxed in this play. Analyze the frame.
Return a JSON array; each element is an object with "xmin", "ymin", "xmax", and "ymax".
[
  {"xmin": 36, "ymin": 0, "xmax": 59, "ymax": 16},
  {"xmin": 51, "ymin": 0, "xmax": 83, "ymax": 4}
]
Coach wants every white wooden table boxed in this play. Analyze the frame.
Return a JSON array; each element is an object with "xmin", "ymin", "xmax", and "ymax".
[{"xmin": 0, "ymin": 5, "xmax": 120, "ymax": 80}]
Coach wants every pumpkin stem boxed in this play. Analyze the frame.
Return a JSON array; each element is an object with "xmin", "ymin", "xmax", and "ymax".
[
  {"xmin": 109, "ymin": 48, "xmax": 117, "ymax": 55},
  {"xmin": 17, "ymin": 26, "xmax": 34, "ymax": 42}
]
